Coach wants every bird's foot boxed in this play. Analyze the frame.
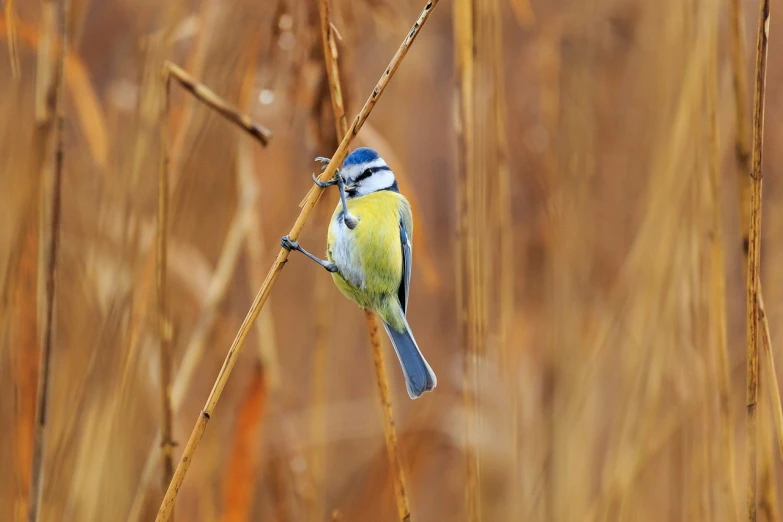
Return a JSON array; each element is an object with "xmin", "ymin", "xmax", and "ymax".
[
  {"xmin": 312, "ymin": 157, "xmax": 343, "ymax": 187},
  {"xmin": 281, "ymin": 235, "xmax": 299, "ymax": 251},
  {"xmin": 312, "ymin": 172, "xmax": 337, "ymax": 187}
]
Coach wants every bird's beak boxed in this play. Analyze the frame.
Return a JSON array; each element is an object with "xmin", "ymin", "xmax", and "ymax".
[{"xmin": 345, "ymin": 183, "xmax": 357, "ymax": 196}]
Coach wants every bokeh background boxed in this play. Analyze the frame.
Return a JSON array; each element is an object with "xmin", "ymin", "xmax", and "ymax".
[{"xmin": 1, "ymin": 0, "xmax": 782, "ymax": 521}]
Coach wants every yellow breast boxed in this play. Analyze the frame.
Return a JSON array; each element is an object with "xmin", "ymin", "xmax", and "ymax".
[{"xmin": 326, "ymin": 191, "xmax": 406, "ymax": 308}]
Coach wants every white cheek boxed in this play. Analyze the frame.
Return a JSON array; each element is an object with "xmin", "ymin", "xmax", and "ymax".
[{"xmin": 357, "ymin": 170, "xmax": 395, "ymax": 195}]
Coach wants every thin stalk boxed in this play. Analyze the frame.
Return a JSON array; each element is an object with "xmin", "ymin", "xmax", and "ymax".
[
  {"xmin": 157, "ymin": 68, "xmax": 176, "ymax": 500},
  {"xmin": 319, "ymin": 0, "xmax": 348, "ymax": 140},
  {"xmin": 28, "ymin": 0, "xmax": 68, "ymax": 521},
  {"xmin": 163, "ymin": 61, "xmax": 273, "ymax": 146},
  {"xmin": 759, "ymin": 294, "xmax": 781, "ymax": 522},
  {"xmin": 366, "ymin": 311, "xmax": 411, "ymax": 521},
  {"xmin": 707, "ymin": 11, "xmax": 738, "ymax": 519},
  {"xmin": 745, "ymin": 1, "xmax": 770, "ymax": 521},
  {"xmin": 317, "ymin": 0, "xmax": 411, "ymax": 520},
  {"xmin": 730, "ymin": 0, "xmax": 752, "ymax": 245},
  {"xmin": 154, "ymin": 2, "xmax": 443, "ymax": 520},
  {"xmin": 5, "ymin": 0, "xmax": 19, "ymax": 78},
  {"xmin": 759, "ymin": 293, "xmax": 783, "ymax": 462}
]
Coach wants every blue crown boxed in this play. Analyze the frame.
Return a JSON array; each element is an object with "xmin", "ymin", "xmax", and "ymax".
[{"xmin": 342, "ymin": 147, "xmax": 380, "ymax": 168}]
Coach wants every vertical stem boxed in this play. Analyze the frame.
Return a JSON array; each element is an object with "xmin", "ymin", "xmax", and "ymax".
[
  {"xmin": 317, "ymin": 1, "xmax": 411, "ymax": 519},
  {"xmin": 366, "ymin": 311, "xmax": 411, "ymax": 522},
  {"xmin": 745, "ymin": 1, "xmax": 770, "ymax": 521},
  {"xmin": 4, "ymin": 0, "xmax": 20, "ymax": 78},
  {"xmin": 730, "ymin": 0, "xmax": 752, "ymax": 248},
  {"xmin": 157, "ymin": 70, "xmax": 176, "ymax": 502},
  {"xmin": 707, "ymin": 8, "xmax": 738, "ymax": 519},
  {"xmin": 759, "ymin": 293, "xmax": 783, "ymax": 463},
  {"xmin": 453, "ymin": 0, "xmax": 480, "ymax": 519},
  {"xmin": 28, "ymin": 1, "xmax": 69, "ymax": 520}
]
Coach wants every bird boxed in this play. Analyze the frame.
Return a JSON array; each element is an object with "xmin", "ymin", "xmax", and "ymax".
[{"xmin": 281, "ymin": 147, "xmax": 437, "ymax": 399}]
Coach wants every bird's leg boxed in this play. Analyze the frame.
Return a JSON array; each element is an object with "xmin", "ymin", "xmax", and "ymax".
[
  {"xmin": 336, "ymin": 177, "xmax": 359, "ymax": 230},
  {"xmin": 281, "ymin": 235, "xmax": 338, "ymax": 273},
  {"xmin": 314, "ymin": 157, "xmax": 359, "ymax": 230}
]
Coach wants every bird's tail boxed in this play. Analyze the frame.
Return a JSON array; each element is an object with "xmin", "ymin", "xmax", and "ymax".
[{"xmin": 381, "ymin": 303, "xmax": 437, "ymax": 399}]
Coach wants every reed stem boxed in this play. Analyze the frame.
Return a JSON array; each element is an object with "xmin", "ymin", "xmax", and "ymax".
[
  {"xmin": 163, "ymin": 61, "xmax": 272, "ymax": 147},
  {"xmin": 366, "ymin": 311, "xmax": 411, "ymax": 521},
  {"xmin": 28, "ymin": 1, "xmax": 68, "ymax": 520},
  {"xmin": 745, "ymin": 1, "xmax": 770, "ymax": 520},
  {"xmin": 4, "ymin": 0, "xmax": 19, "ymax": 78},
  {"xmin": 708, "ymin": 8, "xmax": 738, "ymax": 518},
  {"xmin": 156, "ymin": 67, "xmax": 176, "ymax": 503}
]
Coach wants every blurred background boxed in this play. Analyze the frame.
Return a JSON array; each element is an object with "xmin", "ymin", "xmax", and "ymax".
[{"xmin": 1, "ymin": 0, "xmax": 781, "ymax": 520}]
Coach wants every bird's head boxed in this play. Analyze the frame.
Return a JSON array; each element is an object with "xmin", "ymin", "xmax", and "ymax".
[{"xmin": 340, "ymin": 147, "xmax": 398, "ymax": 198}]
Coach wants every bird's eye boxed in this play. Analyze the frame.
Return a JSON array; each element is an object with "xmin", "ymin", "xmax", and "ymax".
[{"xmin": 355, "ymin": 168, "xmax": 373, "ymax": 182}]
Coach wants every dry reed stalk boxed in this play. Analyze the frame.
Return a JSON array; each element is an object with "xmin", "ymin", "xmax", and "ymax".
[
  {"xmin": 157, "ymin": 67, "xmax": 175, "ymax": 500},
  {"xmin": 730, "ymin": 0, "xmax": 752, "ymax": 244},
  {"xmin": 4, "ymin": 0, "xmax": 19, "ymax": 78},
  {"xmin": 455, "ymin": 0, "xmax": 504, "ymax": 517},
  {"xmin": 309, "ymin": 4, "xmax": 343, "ymax": 521},
  {"xmin": 28, "ymin": 0, "xmax": 69, "ymax": 521},
  {"xmin": 487, "ymin": 0, "xmax": 515, "ymax": 518},
  {"xmin": 706, "ymin": 12, "xmax": 739, "ymax": 519},
  {"xmin": 319, "ymin": 0, "xmax": 348, "ymax": 140},
  {"xmin": 759, "ymin": 293, "xmax": 783, "ymax": 462},
  {"xmin": 0, "ymin": 12, "xmax": 108, "ymax": 166},
  {"xmin": 164, "ymin": 61, "xmax": 272, "ymax": 146},
  {"xmin": 366, "ymin": 311, "xmax": 411, "ymax": 521},
  {"xmin": 9, "ymin": 206, "xmax": 40, "ymax": 522},
  {"xmin": 745, "ymin": 1, "xmax": 770, "ymax": 520},
  {"xmin": 317, "ymin": 0, "xmax": 411, "ymax": 519},
  {"xmin": 154, "ymin": 3, "xmax": 442, "ymax": 519},
  {"xmin": 734, "ymin": 0, "xmax": 783, "ymax": 480},
  {"xmin": 759, "ymin": 321, "xmax": 781, "ymax": 522},
  {"xmin": 453, "ymin": 0, "xmax": 480, "ymax": 515}
]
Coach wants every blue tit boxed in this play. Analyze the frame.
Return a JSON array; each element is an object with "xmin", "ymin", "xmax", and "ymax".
[{"xmin": 281, "ymin": 147, "xmax": 437, "ymax": 399}]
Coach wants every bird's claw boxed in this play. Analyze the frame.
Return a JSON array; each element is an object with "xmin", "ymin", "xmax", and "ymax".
[
  {"xmin": 281, "ymin": 235, "xmax": 298, "ymax": 251},
  {"xmin": 315, "ymin": 156, "xmax": 342, "ymax": 174},
  {"xmin": 312, "ymin": 172, "xmax": 337, "ymax": 188}
]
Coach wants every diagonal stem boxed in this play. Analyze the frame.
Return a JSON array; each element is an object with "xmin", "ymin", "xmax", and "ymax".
[
  {"xmin": 164, "ymin": 61, "xmax": 273, "ymax": 146},
  {"xmin": 154, "ymin": 2, "xmax": 442, "ymax": 520}
]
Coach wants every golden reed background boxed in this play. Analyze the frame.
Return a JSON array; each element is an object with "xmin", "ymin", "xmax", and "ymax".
[{"xmin": 1, "ymin": 0, "xmax": 781, "ymax": 521}]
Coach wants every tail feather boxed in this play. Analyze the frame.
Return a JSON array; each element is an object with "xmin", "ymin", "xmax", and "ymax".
[{"xmin": 381, "ymin": 307, "xmax": 436, "ymax": 399}]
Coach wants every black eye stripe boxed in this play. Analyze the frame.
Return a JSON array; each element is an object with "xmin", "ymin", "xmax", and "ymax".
[{"xmin": 355, "ymin": 166, "xmax": 390, "ymax": 182}]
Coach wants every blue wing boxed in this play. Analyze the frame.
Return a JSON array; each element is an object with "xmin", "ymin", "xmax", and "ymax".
[{"xmin": 398, "ymin": 203, "xmax": 413, "ymax": 314}]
